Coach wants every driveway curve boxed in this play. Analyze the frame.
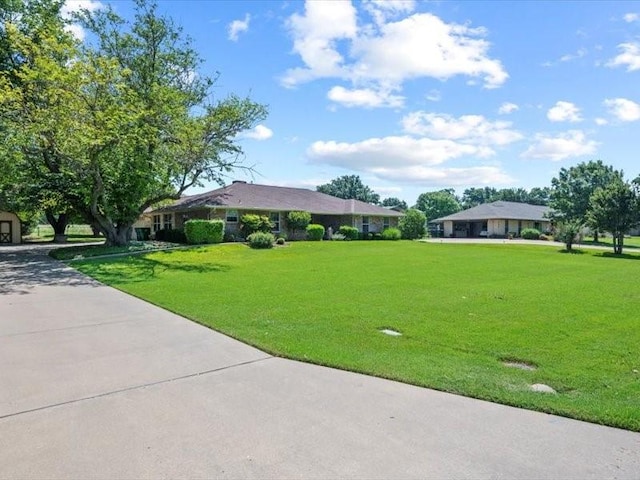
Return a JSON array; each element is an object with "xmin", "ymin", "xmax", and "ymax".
[{"xmin": 1, "ymin": 246, "xmax": 639, "ymax": 479}]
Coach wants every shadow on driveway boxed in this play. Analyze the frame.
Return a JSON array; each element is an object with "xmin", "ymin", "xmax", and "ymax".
[{"xmin": 0, "ymin": 245, "xmax": 100, "ymax": 295}]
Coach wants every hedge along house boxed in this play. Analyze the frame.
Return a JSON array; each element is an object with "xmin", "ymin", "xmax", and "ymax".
[
  {"xmin": 431, "ymin": 201, "xmax": 552, "ymax": 238},
  {"xmin": 0, "ymin": 211, "xmax": 21, "ymax": 244},
  {"xmin": 142, "ymin": 181, "xmax": 403, "ymax": 239}
]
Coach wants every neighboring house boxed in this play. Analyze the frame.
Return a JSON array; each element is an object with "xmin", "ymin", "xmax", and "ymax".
[
  {"xmin": 140, "ymin": 181, "xmax": 403, "ymax": 239},
  {"xmin": 0, "ymin": 211, "xmax": 22, "ymax": 244},
  {"xmin": 431, "ymin": 201, "xmax": 552, "ymax": 238}
]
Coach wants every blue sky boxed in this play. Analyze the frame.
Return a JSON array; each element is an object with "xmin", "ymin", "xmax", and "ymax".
[{"xmin": 67, "ymin": 0, "xmax": 640, "ymax": 205}]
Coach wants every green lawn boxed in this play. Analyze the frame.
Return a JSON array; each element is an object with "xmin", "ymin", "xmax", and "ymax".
[
  {"xmin": 73, "ymin": 241, "xmax": 640, "ymax": 431},
  {"xmin": 581, "ymin": 235, "xmax": 640, "ymax": 249},
  {"xmin": 25, "ymin": 224, "xmax": 103, "ymax": 243},
  {"xmin": 50, "ymin": 241, "xmax": 180, "ymax": 261}
]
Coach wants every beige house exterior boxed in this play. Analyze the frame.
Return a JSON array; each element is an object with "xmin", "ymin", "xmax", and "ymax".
[
  {"xmin": 432, "ymin": 201, "xmax": 552, "ymax": 238},
  {"xmin": 140, "ymin": 181, "xmax": 403, "ymax": 240},
  {"xmin": 0, "ymin": 211, "xmax": 21, "ymax": 244}
]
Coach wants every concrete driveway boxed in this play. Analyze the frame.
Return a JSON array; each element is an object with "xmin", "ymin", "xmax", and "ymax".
[{"xmin": 1, "ymin": 245, "xmax": 639, "ymax": 479}]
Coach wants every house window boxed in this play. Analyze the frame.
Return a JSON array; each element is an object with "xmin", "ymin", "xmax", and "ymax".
[
  {"xmin": 226, "ymin": 210, "xmax": 238, "ymax": 223},
  {"xmin": 163, "ymin": 214, "xmax": 173, "ymax": 230},
  {"xmin": 362, "ymin": 216, "xmax": 370, "ymax": 234},
  {"xmin": 153, "ymin": 215, "xmax": 161, "ymax": 232},
  {"xmin": 534, "ymin": 222, "xmax": 541, "ymax": 231},
  {"xmin": 269, "ymin": 212, "xmax": 280, "ymax": 232},
  {"xmin": 383, "ymin": 217, "xmax": 390, "ymax": 230}
]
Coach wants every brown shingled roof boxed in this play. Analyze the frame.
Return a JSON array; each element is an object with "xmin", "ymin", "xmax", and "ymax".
[{"xmin": 155, "ymin": 181, "xmax": 403, "ymax": 217}]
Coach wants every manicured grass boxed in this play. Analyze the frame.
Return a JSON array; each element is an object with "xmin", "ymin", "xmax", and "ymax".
[
  {"xmin": 25, "ymin": 224, "xmax": 104, "ymax": 244},
  {"xmin": 581, "ymin": 236, "xmax": 640, "ymax": 250},
  {"xmin": 73, "ymin": 241, "xmax": 640, "ymax": 431},
  {"xmin": 50, "ymin": 241, "xmax": 179, "ymax": 260}
]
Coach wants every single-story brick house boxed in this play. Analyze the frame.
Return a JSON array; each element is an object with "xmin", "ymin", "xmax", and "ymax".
[
  {"xmin": 0, "ymin": 210, "xmax": 22, "ymax": 244},
  {"xmin": 136, "ymin": 181, "xmax": 403, "ymax": 239},
  {"xmin": 431, "ymin": 201, "xmax": 552, "ymax": 238}
]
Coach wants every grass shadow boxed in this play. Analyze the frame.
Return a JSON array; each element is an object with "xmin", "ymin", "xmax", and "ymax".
[
  {"xmin": 77, "ymin": 255, "xmax": 231, "ymax": 285},
  {"xmin": 558, "ymin": 249, "xmax": 586, "ymax": 255},
  {"xmin": 594, "ymin": 252, "xmax": 640, "ymax": 261}
]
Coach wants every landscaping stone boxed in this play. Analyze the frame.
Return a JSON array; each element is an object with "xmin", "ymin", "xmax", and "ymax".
[
  {"xmin": 380, "ymin": 329, "xmax": 402, "ymax": 336},
  {"xmin": 530, "ymin": 383, "xmax": 556, "ymax": 393}
]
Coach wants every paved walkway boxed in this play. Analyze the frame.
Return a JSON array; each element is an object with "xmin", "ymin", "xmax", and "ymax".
[{"xmin": 1, "ymin": 245, "xmax": 639, "ymax": 479}]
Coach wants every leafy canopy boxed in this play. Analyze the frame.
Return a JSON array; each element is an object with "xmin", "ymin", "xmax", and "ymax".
[
  {"xmin": 317, "ymin": 175, "xmax": 380, "ymax": 204},
  {"xmin": 414, "ymin": 189, "xmax": 461, "ymax": 221},
  {"xmin": 588, "ymin": 174, "xmax": 640, "ymax": 255}
]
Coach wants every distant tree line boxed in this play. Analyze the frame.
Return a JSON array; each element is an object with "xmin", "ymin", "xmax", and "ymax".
[{"xmin": 317, "ymin": 163, "xmax": 640, "ymax": 255}]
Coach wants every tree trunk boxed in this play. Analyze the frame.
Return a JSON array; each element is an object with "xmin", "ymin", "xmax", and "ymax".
[
  {"xmin": 90, "ymin": 220, "xmax": 102, "ymax": 237},
  {"xmin": 103, "ymin": 223, "xmax": 133, "ymax": 246},
  {"xmin": 45, "ymin": 211, "xmax": 69, "ymax": 243},
  {"xmin": 593, "ymin": 229, "xmax": 599, "ymax": 242},
  {"xmin": 614, "ymin": 233, "xmax": 624, "ymax": 255},
  {"xmin": 45, "ymin": 211, "xmax": 68, "ymax": 235}
]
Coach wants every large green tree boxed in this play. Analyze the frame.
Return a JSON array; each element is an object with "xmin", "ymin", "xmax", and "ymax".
[
  {"xmin": 0, "ymin": 0, "xmax": 86, "ymax": 239},
  {"xmin": 317, "ymin": 175, "xmax": 380, "ymax": 204},
  {"xmin": 414, "ymin": 189, "xmax": 461, "ymax": 221},
  {"xmin": 381, "ymin": 197, "xmax": 408, "ymax": 210},
  {"xmin": 0, "ymin": 0, "xmax": 267, "ymax": 246},
  {"xmin": 549, "ymin": 160, "xmax": 618, "ymax": 241},
  {"xmin": 398, "ymin": 208, "xmax": 426, "ymax": 240},
  {"xmin": 75, "ymin": 0, "xmax": 267, "ymax": 245},
  {"xmin": 588, "ymin": 174, "xmax": 640, "ymax": 255}
]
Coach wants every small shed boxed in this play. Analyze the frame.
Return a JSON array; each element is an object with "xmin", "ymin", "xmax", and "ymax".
[{"xmin": 0, "ymin": 211, "xmax": 22, "ymax": 244}]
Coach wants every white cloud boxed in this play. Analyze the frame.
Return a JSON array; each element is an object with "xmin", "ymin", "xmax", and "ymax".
[
  {"xmin": 327, "ymin": 85, "xmax": 404, "ymax": 108},
  {"xmin": 559, "ymin": 47, "xmax": 587, "ymax": 62},
  {"xmin": 595, "ymin": 117, "xmax": 608, "ymax": 126},
  {"xmin": 349, "ymin": 13, "xmax": 507, "ymax": 89},
  {"xmin": 283, "ymin": 1, "xmax": 358, "ymax": 87},
  {"xmin": 308, "ymin": 136, "xmax": 490, "ymax": 169},
  {"xmin": 498, "ymin": 102, "xmax": 519, "ymax": 115},
  {"xmin": 624, "ymin": 13, "xmax": 639, "ymax": 22},
  {"xmin": 603, "ymin": 97, "xmax": 640, "ymax": 121},
  {"xmin": 228, "ymin": 14, "xmax": 250, "ymax": 42},
  {"xmin": 61, "ymin": 0, "xmax": 103, "ymax": 40},
  {"xmin": 307, "ymin": 135, "xmax": 512, "ymax": 187},
  {"xmin": 364, "ymin": 0, "xmax": 416, "ymax": 25},
  {"xmin": 521, "ymin": 130, "xmax": 598, "ymax": 161},
  {"xmin": 426, "ymin": 89, "xmax": 441, "ymax": 102},
  {"xmin": 239, "ymin": 124, "xmax": 273, "ymax": 140},
  {"xmin": 547, "ymin": 101, "xmax": 582, "ymax": 122},
  {"xmin": 282, "ymin": 2, "xmax": 507, "ymax": 103},
  {"xmin": 607, "ymin": 42, "xmax": 640, "ymax": 71},
  {"xmin": 402, "ymin": 112, "xmax": 523, "ymax": 146},
  {"xmin": 368, "ymin": 165, "xmax": 514, "ymax": 186}
]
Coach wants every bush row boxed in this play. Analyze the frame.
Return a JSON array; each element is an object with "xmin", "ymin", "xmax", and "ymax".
[{"xmin": 154, "ymin": 217, "xmax": 403, "ymax": 248}]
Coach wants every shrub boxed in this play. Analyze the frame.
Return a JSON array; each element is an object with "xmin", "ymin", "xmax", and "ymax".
[
  {"xmin": 338, "ymin": 225, "xmax": 359, "ymax": 240},
  {"xmin": 381, "ymin": 228, "xmax": 401, "ymax": 240},
  {"xmin": 287, "ymin": 211, "xmax": 311, "ymax": 239},
  {"xmin": 276, "ymin": 237, "xmax": 286, "ymax": 245},
  {"xmin": 554, "ymin": 220, "xmax": 582, "ymax": 251},
  {"xmin": 399, "ymin": 209, "xmax": 426, "ymax": 239},
  {"xmin": 306, "ymin": 224, "xmax": 325, "ymax": 241},
  {"xmin": 521, "ymin": 228, "xmax": 541, "ymax": 240},
  {"xmin": 184, "ymin": 220, "xmax": 224, "ymax": 244},
  {"xmin": 247, "ymin": 232, "xmax": 274, "ymax": 249},
  {"xmin": 223, "ymin": 231, "xmax": 239, "ymax": 243},
  {"xmin": 240, "ymin": 214, "xmax": 273, "ymax": 237},
  {"xmin": 331, "ymin": 233, "xmax": 346, "ymax": 241},
  {"xmin": 155, "ymin": 228, "xmax": 187, "ymax": 243}
]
